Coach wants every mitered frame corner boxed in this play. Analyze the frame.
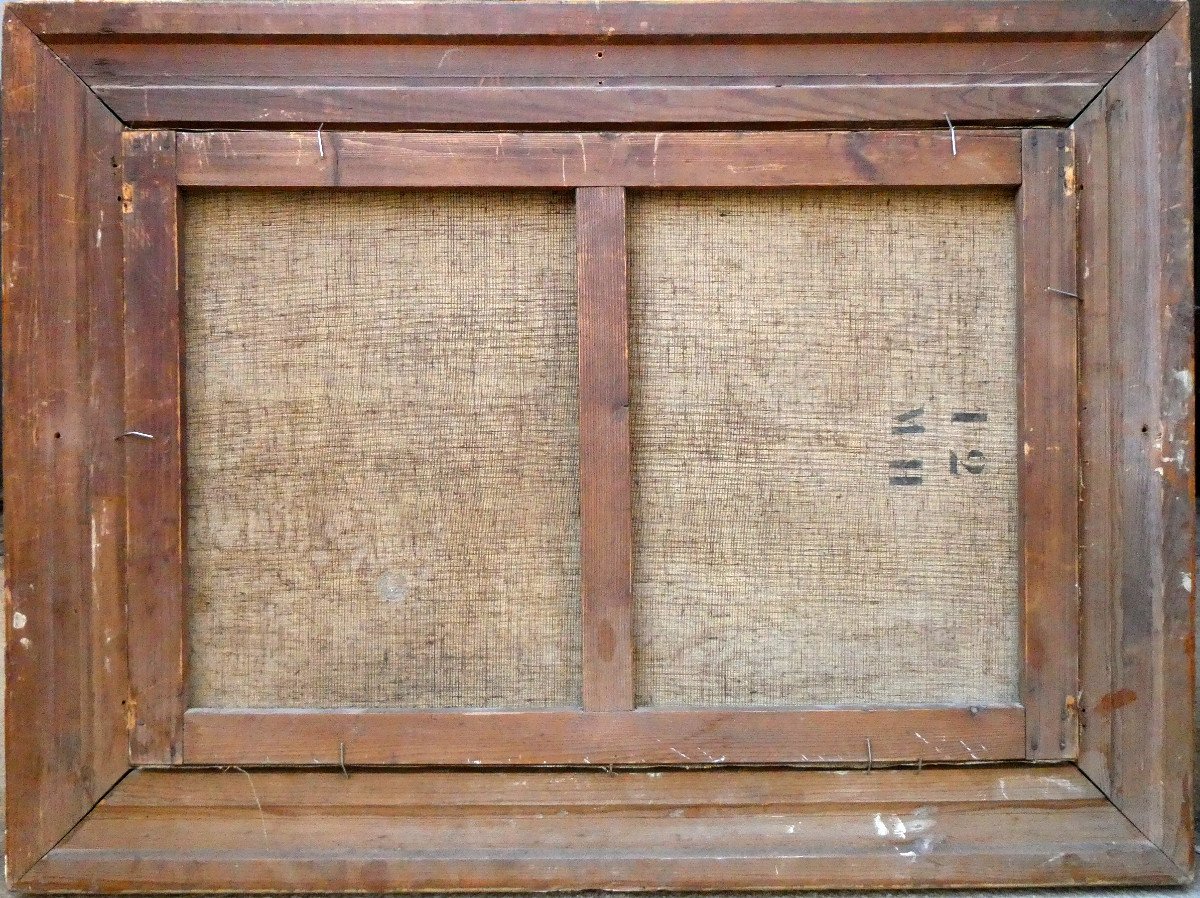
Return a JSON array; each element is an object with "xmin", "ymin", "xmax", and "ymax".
[
  {"xmin": 2, "ymin": 8, "xmax": 131, "ymax": 886},
  {"xmin": 3, "ymin": 0, "xmax": 1195, "ymax": 891},
  {"xmin": 1074, "ymin": 2, "xmax": 1195, "ymax": 877}
]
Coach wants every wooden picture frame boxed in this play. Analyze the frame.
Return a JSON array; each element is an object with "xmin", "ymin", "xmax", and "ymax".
[{"xmin": 1, "ymin": 1, "xmax": 1193, "ymax": 891}]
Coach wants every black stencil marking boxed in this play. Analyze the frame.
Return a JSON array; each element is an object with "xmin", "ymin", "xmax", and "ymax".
[
  {"xmin": 951, "ymin": 411, "xmax": 989, "ymax": 423},
  {"xmin": 888, "ymin": 459, "xmax": 923, "ymax": 486},
  {"xmin": 950, "ymin": 450, "xmax": 986, "ymax": 475},
  {"xmin": 892, "ymin": 407, "xmax": 926, "ymax": 435}
]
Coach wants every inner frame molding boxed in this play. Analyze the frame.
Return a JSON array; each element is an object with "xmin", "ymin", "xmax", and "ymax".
[
  {"xmin": 128, "ymin": 129, "xmax": 1061, "ymax": 771},
  {"xmin": 2, "ymin": 1, "xmax": 1192, "ymax": 891}
]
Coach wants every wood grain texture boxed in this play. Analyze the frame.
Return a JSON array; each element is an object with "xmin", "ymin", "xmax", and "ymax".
[
  {"xmin": 55, "ymin": 32, "xmax": 1145, "ymax": 129},
  {"xmin": 1018, "ymin": 129, "xmax": 1080, "ymax": 760},
  {"xmin": 1075, "ymin": 8, "xmax": 1195, "ymax": 874},
  {"xmin": 90, "ymin": 80, "xmax": 1103, "ymax": 129},
  {"xmin": 1075, "ymin": 90, "xmax": 1117, "ymax": 798},
  {"xmin": 176, "ymin": 130, "xmax": 1022, "ymax": 189},
  {"xmin": 122, "ymin": 130, "xmax": 185, "ymax": 765},
  {"xmin": 181, "ymin": 706, "xmax": 1025, "ymax": 766},
  {"xmin": 76, "ymin": 763, "xmax": 1109, "ymax": 809},
  {"xmin": 83, "ymin": 74, "xmax": 133, "ymax": 829},
  {"xmin": 18, "ymin": 765, "xmax": 1188, "ymax": 892},
  {"xmin": 577, "ymin": 187, "xmax": 633, "ymax": 711},
  {"xmin": 1, "ymin": 0, "xmax": 1192, "ymax": 889},
  {"xmin": 53, "ymin": 37, "xmax": 1146, "ymax": 84},
  {"xmin": 1, "ymin": 13, "xmax": 129, "ymax": 883},
  {"xmin": 10, "ymin": 1, "xmax": 1172, "ymax": 129},
  {"xmin": 12, "ymin": 2, "xmax": 1180, "ymax": 38}
]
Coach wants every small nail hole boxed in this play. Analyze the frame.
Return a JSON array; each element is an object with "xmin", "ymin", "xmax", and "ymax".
[
  {"xmin": 54, "ymin": 432, "xmax": 61, "ymax": 439},
  {"xmin": 1142, "ymin": 425, "xmax": 1150, "ymax": 434},
  {"xmin": 596, "ymin": 51, "xmax": 603, "ymax": 58}
]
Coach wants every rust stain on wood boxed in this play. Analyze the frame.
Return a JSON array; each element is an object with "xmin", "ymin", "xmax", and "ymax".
[{"xmin": 1093, "ymin": 689, "xmax": 1138, "ymax": 716}]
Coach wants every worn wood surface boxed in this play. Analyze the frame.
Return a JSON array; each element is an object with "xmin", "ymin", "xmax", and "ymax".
[
  {"xmin": 74, "ymin": 763, "xmax": 1110, "ymax": 808},
  {"xmin": 12, "ymin": 2, "xmax": 1179, "ymax": 38},
  {"xmin": 8, "ymin": 1, "xmax": 1176, "ymax": 128},
  {"xmin": 1018, "ymin": 129, "xmax": 1080, "ymax": 761},
  {"xmin": 1075, "ymin": 86, "xmax": 1118, "ymax": 800},
  {"xmin": 83, "ymin": 65, "xmax": 132, "ymax": 833},
  {"xmin": 1075, "ymin": 8, "xmax": 1195, "ymax": 875},
  {"xmin": 1, "ymin": 12, "xmax": 129, "ymax": 884},
  {"xmin": 54, "ymin": 37, "xmax": 1146, "ymax": 84},
  {"xmin": 175, "ymin": 130, "xmax": 1023, "ymax": 189},
  {"xmin": 122, "ymin": 131, "xmax": 185, "ymax": 766},
  {"xmin": 181, "ymin": 707, "xmax": 1025, "ymax": 766},
  {"xmin": 2, "ymin": 0, "xmax": 1194, "ymax": 889},
  {"xmin": 18, "ymin": 765, "xmax": 1188, "ymax": 892},
  {"xmin": 577, "ymin": 187, "xmax": 633, "ymax": 711},
  {"xmin": 85, "ymin": 81, "xmax": 1110, "ymax": 129}
]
